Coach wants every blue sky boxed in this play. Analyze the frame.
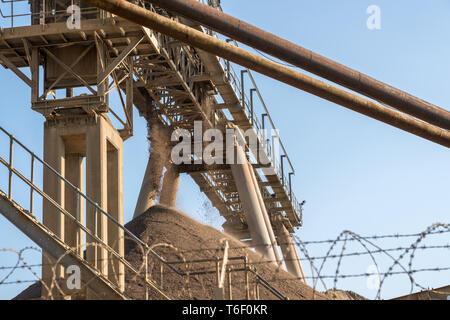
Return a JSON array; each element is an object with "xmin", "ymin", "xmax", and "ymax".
[{"xmin": 0, "ymin": 0, "xmax": 449, "ymax": 299}]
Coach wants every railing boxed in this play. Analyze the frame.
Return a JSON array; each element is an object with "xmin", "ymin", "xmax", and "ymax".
[
  {"xmin": 0, "ymin": 0, "xmax": 102, "ymax": 28},
  {"xmin": 0, "ymin": 125, "xmax": 286, "ymax": 300},
  {"xmin": 162, "ymin": 255, "xmax": 288, "ymax": 300},
  {"xmin": 0, "ymin": 125, "xmax": 171, "ymax": 299},
  {"xmin": 197, "ymin": 1, "xmax": 303, "ymax": 225},
  {"xmin": 133, "ymin": 1, "xmax": 303, "ymax": 224},
  {"xmin": 0, "ymin": 0, "xmax": 303, "ymax": 225}
]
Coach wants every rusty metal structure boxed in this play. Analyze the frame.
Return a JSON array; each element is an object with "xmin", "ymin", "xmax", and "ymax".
[
  {"xmin": 145, "ymin": 0, "xmax": 450, "ymax": 132},
  {"xmin": 0, "ymin": 0, "xmax": 448, "ymax": 300},
  {"xmin": 83, "ymin": 0, "xmax": 450, "ymax": 148},
  {"xmin": 0, "ymin": 1, "xmax": 303, "ymax": 233},
  {"xmin": 0, "ymin": 0, "xmax": 307, "ymax": 298}
]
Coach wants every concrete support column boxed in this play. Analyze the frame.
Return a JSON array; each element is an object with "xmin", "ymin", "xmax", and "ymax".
[
  {"xmin": 41, "ymin": 115, "xmax": 125, "ymax": 299},
  {"xmin": 86, "ymin": 119, "xmax": 108, "ymax": 276},
  {"xmin": 246, "ymin": 161, "xmax": 283, "ymax": 266},
  {"xmin": 159, "ymin": 163, "xmax": 180, "ymax": 207},
  {"xmin": 134, "ymin": 118, "xmax": 169, "ymax": 218},
  {"xmin": 133, "ymin": 155, "xmax": 163, "ymax": 217},
  {"xmin": 82, "ymin": 115, "xmax": 124, "ymax": 297},
  {"xmin": 64, "ymin": 155, "xmax": 84, "ymax": 252},
  {"xmin": 276, "ymin": 219, "xmax": 306, "ymax": 282},
  {"xmin": 42, "ymin": 124, "xmax": 65, "ymax": 298},
  {"xmin": 107, "ymin": 141, "xmax": 125, "ymax": 290},
  {"xmin": 229, "ymin": 140, "xmax": 276, "ymax": 262}
]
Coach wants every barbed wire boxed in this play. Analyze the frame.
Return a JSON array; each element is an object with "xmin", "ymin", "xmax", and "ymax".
[
  {"xmin": 168, "ymin": 228, "xmax": 450, "ymax": 253},
  {"xmin": 0, "ymin": 280, "xmax": 37, "ymax": 285},
  {"xmin": 0, "ymin": 223, "xmax": 449, "ymax": 300},
  {"xmin": 2, "ymin": 242, "xmax": 448, "ymax": 272}
]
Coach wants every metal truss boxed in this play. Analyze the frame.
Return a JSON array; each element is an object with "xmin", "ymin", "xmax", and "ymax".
[{"xmin": 0, "ymin": 2, "xmax": 302, "ymax": 241}]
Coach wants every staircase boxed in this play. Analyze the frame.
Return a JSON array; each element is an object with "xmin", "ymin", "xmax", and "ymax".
[
  {"xmin": 0, "ymin": 125, "xmax": 287, "ymax": 300},
  {"xmin": 0, "ymin": 189, "xmax": 126, "ymax": 299},
  {"xmin": 0, "ymin": 126, "xmax": 168, "ymax": 300}
]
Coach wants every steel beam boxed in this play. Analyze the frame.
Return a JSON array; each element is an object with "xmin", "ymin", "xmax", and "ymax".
[
  {"xmin": 0, "ymin": 53, "xmax": 32, "ymax": 86},
  {"xmin": 98, "ymin": 33, "xmax": 145, "ymax": 85}
]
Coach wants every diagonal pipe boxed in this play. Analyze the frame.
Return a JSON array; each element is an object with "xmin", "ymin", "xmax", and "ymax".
[
  {"xmin": 82, "ymin": 0, "xmax": 450, "ymax": 148},
  {"xmin": 144, "ymin": 0, "xmax": 450, "ymax": 131}
]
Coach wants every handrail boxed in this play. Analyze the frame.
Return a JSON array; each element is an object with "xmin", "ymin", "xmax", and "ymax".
[
  {"xmin": 162, "ymin": 255, "xmax": 288, "ymax": 300},
  {"xmin": 193, "ymin": 1, "xmax": 302, "ymax": 222},
  {"xmin": 0, "ymin": 0, "xmax": 302, "ymax": 222},
  {"xmin": 0, "ymin": 0, "xmax": 301, "ymax": 296},
  {"xmin": 201, "ymin": 28, "xmax": 302, "ymax": 221},
  {"xmin": 0, "ymin": 0, "xmax": 101, "ymax": 27},
  {"xmin": 0, "ymin": 127, "xmax": 145, "ymax": 249},
  {"xmin": 250, "ymin": 268, "xmax": 287, "ymax": 300},
  {"xmin": 137, "ymin": 1, "xmax": 303, "ymax": 222},
  {"xmin": 200, "ymin": 1, "xmax": 295, "ymax": 174},
  {"xmin": 0, "ymin": 124, "xmax": 287, "ymax": 300},
  {"xmin": 1, "ymin": 0, "xmax": 28, "ymax": 3},
  {"xmin": 0, "ymin": 125, "xmax": 171, "ymax": 299}
]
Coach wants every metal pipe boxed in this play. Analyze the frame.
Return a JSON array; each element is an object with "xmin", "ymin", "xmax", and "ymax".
[
  {"xmin": 215, "ymin": 257, "xmax": 220, "ymax": 285},
  {"xmin": 225, "ymin": 38, "xmax": 233, "ymax": 80},
  {"xmin": 81, "ymin": 0, "xmax": 450, "ymax": 148},
  {"xmin": 240, "ymin": 69, "xmax": 247, "ymax": 106},
  {"xmin": 76, "ymin": 191, "xmax": 81, "ymax": 256},
  {"xmin": 160, "ymin": 263, "xmax": 164, "ymax": 289},
  {"xmin": 281, "ymin": 155, "xmax": 286, "ymax": 187},
  {"xmin": 244, "ymin": 257, "xmax": 250, "ymax": 300},
  {"xmin": 261, "ymin": 113, "xmax": 268, "ymax": 146},
  {"xmin": 165, "ymin": 255, "xmax": 246, "ymax": 265},
  {"xmin": 288, "ymin": 172, "xmax": 293, "ymax": 201},
  {"xmin": 144, "ymin": 250, "xmax": 149, "ymax": 300},
  {"xmin": 29, "ymin": 155, "xmax": 34, "ymax": 214},
  {"xmin": 250, "ymin": 88, "xmax": 256, "ymax": 125},
  {"xmin": 250, "ymin": 268, "xmax": 287, "ymax": 300},
  {"xmin": 261, "ymin": 113, "xmax": 267, "ymax": 130},
  {"xmin": 145, "ymin": 0, "xmax": 450, "ymax": 131},
  {"xmin": 8, "ymin": 137, "xmax": 13, "ymax": 199},
  {"xmin": 227, "ymin": 267, "xmax": 232, "ymax": 300},
  {"xmin": 255, "ymin": 277, "xmax": 260, "ymax": 300}
]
